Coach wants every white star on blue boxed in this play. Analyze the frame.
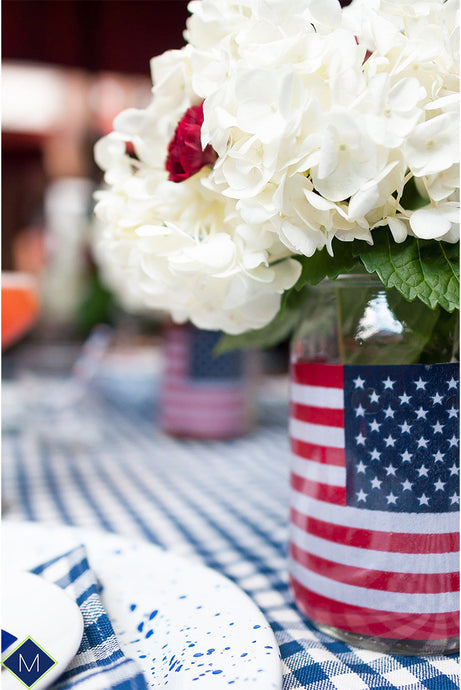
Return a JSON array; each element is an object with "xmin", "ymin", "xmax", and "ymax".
[
  {"xmin": 343, "ymin": 364, "xmax": 459, "ymax": 512},
  {"xmin": 353, "ymin": 375, "xmax": 366, "ymax": 389}
]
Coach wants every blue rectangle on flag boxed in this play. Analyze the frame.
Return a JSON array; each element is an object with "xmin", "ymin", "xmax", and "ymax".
[
  {"xmin": 343, "ymin": 363, "xmax": 459, "ymax": 513},
  {"xmin": 189, "ymin": 328, "xmax": 244, "ymax": 380}
]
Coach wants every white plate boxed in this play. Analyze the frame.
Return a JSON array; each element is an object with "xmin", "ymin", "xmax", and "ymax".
[
  {"xmin": 2, "ymin": 569, "xmax": 84, "ymax": 690},
  {"xmin": 2, "ymin": 521, "xmax": 282, "ymax": 689}
]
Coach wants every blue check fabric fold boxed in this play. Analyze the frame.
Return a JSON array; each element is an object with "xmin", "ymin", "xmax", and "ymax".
[{"xmin": 31, "ymin": 545, "xmax": 147, "ymax": 690}]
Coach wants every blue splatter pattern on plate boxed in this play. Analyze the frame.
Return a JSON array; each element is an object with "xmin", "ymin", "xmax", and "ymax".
[{"xmin": 2, "ymin": 523, "xmax": 282, "ymax": 689}]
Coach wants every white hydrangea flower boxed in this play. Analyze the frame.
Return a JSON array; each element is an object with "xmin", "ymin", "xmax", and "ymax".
[
  {"xmin": 405, "ymin": 112, "xmax": 459, "ymax": 177},
  {"xmin": 335, "ymin": 0, "xmax": 459, "ymax": 243},
  {"xmin": 94, "ymin": 0, "xmax": 459, "ymax": 334},
  {"xmin": 94, "ymin": 157, "xmax": 301, "ymax": 333},
  {"xmin": 409, "ymin": 202, "xmax": 459, "ymax": 242}
]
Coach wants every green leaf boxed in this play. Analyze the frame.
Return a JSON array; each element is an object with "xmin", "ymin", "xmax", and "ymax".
[
  {"xmin": 358, "ymin": 230, "xmax": 459, "ymax": 312},
  {"xmin": 387, "ymin": 289, "xmax": 440, "ymax": 345},
  {"xmin": 399, "ymin": 176, "xmax": 431, "ymax": 211},
  {"xmin": 293, "ymin": 240, "xmax": 363, "ymax": 291},
  {"xmin": 214, "ymin": 290, "xmax": 306, "ymax": 353},
  {"xmin": 75, "ymin": 272, "xmax": 114, "ymax": 337},
  {"xmin": 218, "ymin": 229, "xmax": 459, "ymax": 353},
  {"xmin": 417, "ymin": 307, "xmax": 459, "ymax": 364}
]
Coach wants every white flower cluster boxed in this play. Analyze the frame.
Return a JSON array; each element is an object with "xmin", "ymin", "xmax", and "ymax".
[
  {"xmin": 94, "ymin": 153, "xmax": 299, "ymax": 333},
  {"xmin": 94, "ymin": 0, "xmax": 459, "ymax": 334}
]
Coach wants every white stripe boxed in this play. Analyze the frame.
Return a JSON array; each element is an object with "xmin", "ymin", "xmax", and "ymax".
[
  {"xmin": 70, "ymin": 632, "xmax": 120, "ymax": 667},
  {"xmin": 289, "ymin": 558, "xmax": 459, "ymax": 614},
  {"xmin": 289, "ymin": 418, "xmax": 345, "ymax": 449},
  {"xmin": 290, "ymin": 488, "xmax": 459, "ymax": 535},
  {"xmin": 291, "ymin": 454, "xmax": 346, "ymax": 487},
  {"xmin": 290, "ymin": 383, "xmax": 343, "ymax": 409},
  {"xmin": 162, "ymin": 408, "xmax": 245, "ymax": 420},
  {"xmin": 290, "ymin": 524, "xmax": 459, "ymax": 574},
  {"xmin": 164, "ymin": 381, "xmax": 245, "ymax": 393}
]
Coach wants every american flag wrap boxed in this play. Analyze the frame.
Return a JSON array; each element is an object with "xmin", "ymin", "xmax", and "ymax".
[
  {"xmin": 289, "ymin": 362, "xmax": 459, "ymax": 642},
  {"xmin": 159, "ymin": 325, "xmax": 253, "ymax": 439}
]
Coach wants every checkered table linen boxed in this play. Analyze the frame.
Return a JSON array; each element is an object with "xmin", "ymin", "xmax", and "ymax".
[
  {"xmin": 2, "ymin": 378, "xmax": 459, "ymax": 690},
  {"xmin": 31, "ymin": 545, "xmax": 147, "ymax": 690}
]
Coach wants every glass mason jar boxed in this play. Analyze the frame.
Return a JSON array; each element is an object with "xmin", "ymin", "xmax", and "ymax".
[
  {"xmin": 289, "ymin": 275, "xmax": 459, "ymax": 655},
  {"xmin": 159, "ymin": 322, "xmax": 258, "ymax": 440}
]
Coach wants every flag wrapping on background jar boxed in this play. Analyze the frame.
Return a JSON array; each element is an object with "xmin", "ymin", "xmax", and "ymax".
[{"xmin": 159, "ymin": 324, "xmax": 257, "ymax": 440}]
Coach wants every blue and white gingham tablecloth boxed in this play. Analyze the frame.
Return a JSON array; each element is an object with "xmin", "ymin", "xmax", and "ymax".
[
  {"xmin": 31, "ymin": 544, "xmax": 147, "ymax": 690},
  {"xmin": 2, "ymin": 364, "xmax": 459, "ymax": 690}
]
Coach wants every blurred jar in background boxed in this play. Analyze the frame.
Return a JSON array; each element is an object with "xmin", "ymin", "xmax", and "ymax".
[{"xmin": 159, "ymin": 323, "xmax": 259, "ymax": 440}]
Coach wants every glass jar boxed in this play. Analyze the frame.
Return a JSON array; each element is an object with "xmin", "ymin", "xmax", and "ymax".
[
  {"xmin": 289, "ymin": 275, "xmax": 459, "ymax": 655},
  {"xmin": 159, "ymin": 323, "xmax": 258, "ymax": 440}
]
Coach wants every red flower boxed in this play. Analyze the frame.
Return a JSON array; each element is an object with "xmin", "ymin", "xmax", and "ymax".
[{"xmin": 166, "ymin": 103, "xmax": 217, "ymax": 182}]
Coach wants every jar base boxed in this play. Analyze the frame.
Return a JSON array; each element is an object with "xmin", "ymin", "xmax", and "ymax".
[
  {"xmin": 312, "ymin": 621, "xmax": 459, "ymax": 656},
  {"xmin": 159, "ymin": 425, "xmax": 252, "ymax": 441}
]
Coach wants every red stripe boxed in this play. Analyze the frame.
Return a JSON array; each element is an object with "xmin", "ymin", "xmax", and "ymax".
[
  {"xmin": 161, "ymin": 409, "xmax": 245, "ymax": 422},
  {"xmin": 290, "ymin": 577, "xmax": 460, "ymax": 640},
  {"xmin": 164, "ymin": 366, "xmax": 188, "ymax": 377},
  {"xmin": 164, "ymin": 347, "xmax": 189, "ymax": 359},
  {"xmin": 160, "ymin": 413, "xmax": 248, "ymax": 437},
  {"xmin": 291, "ymin": 363, "xmax": 343, "ymax": 388},
  {"xmin": 290, "ymin": 403, "xmax": 344, "ymax": 428},
  {"xmin": 290, "ymin": 439, "xmax": 345, "ymax": 467},
  {"xmin": 289, "ymin": 542, "xmax": 459, "ymax": 594},
  {"xmin": 291, "ymin": 472, "xmax": 347, "ymax": 505},
  {"xmin": 165, "ymin": 326, "xmax": 189, "ymax": 341},
  {"xmin": 290, "ymin": 508, "xmax": 460, "ymax": 555}
]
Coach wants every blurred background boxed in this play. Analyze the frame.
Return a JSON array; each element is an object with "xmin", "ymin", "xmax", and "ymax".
[
  {"xmin": 2, "ymin": 0, "xmax": 191, "ymax": 355},
  {"xmin": 2, "ymin": 0, "xmax": 351, "ymax": 382}
]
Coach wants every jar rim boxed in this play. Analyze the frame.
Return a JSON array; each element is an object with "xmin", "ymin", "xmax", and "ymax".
[{"xmin": 324, "ymin": 273, "xmax": 383, "ymax": 287}]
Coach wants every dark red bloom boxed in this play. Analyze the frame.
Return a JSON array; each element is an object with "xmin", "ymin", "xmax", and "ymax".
[{"xmin": 166, "ymin": 103, "xmax": 217, "ymax": 182}]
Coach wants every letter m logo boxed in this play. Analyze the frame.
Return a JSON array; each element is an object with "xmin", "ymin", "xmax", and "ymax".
[
  {"xmin": 19, "ymin": 652, "xmax": 40, "ymax": 674},
  {"xmin": 2, "ymin": 637, "xmax": 56, "ymax": 687}
]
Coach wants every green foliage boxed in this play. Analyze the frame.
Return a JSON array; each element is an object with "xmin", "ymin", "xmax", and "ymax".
[
  {"xmin": 358, "ymin": 230, "xmax": 459, "ymax": 313},
  {"xmin": 75, "ymin": 272, "xmax": 115, "ymax": 337},
  {"xmin": 293, "ymin": 240, "xmax": 362, "ymax": 289},
  {"xmin": 398, "ymin": 176, "xmax": 431, "ymax": 211},
  {"xmin": 216, "ymin": 229, "xmax": 459, "ymax": 353},
  {"xmin": 215, "ymin": 288, "xmax": 308, "ymax": 353},
  {"xmin": 294, "ymin": 231, "xmax": 459, "ymax": 313},
  {"xmin": 417, "ymin": 306, "xmax": 459, "ymax": 364}
]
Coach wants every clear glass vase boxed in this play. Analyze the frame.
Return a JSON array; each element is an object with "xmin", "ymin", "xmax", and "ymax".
[{"xmin": 289, "ymin": 275, "xmax": 459, "ymax": 655}]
